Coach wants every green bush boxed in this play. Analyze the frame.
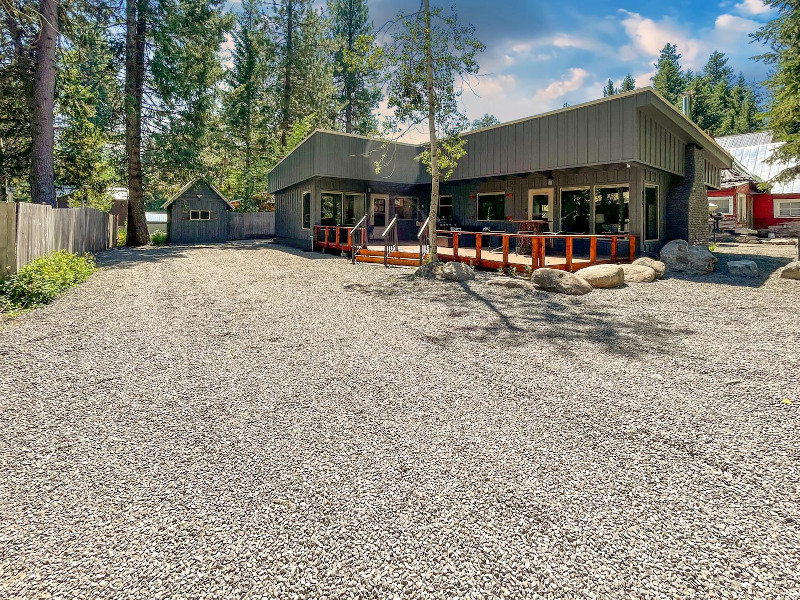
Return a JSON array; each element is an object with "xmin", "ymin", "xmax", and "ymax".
[
  {"xmin": 150, "ymin": 230, "xmax": 167, "ymax": 246},
  {"xmin": 116, "ymin": 226, "xmax": 127, "ymax": 246},
  {"xmin": 0, "ymin": 251, "xmax": 96, "ymax": 311}
]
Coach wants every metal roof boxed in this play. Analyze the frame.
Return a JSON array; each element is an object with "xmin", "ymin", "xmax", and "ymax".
[
  {"xmin": 715, "ymin": 131, "xmax": 800, "ymax": 194},
  {"xmin": 145, "ymin": 211, "xmax": 168, "ymax": 224}
]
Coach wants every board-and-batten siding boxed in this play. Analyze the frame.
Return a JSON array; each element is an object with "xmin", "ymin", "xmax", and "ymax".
[
  {"xmin": 636, "ymin": 111, "xmax": 686, "ymax": 177},
  {"xmin": 275, "ymin": 183, "xmax": 312, "ymax": 248},
  {"xmin": 168, "ymin": 183, "xmax": 229, "ymax": 243}
]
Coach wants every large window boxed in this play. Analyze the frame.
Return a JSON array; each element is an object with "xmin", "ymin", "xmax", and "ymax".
[
  {"xmin": 343, "ymin": 193, "xmax": 364, "ymax": 225},
  {"xmin": 302, "ymin": 191, "xmax": 311, "ymax": 229},
  {"xmin": 372, "ymin": 196, "xmax": 386, "ymax": 227},
  {"xmin": 477, "ymin": 192, "xmax": 506, "ymax": 221},
  {"xmin": 320, "ymin": 192, "xmax": 343, "ymax": 226},
  {"xmin": 560, "ymin": 188, "xmax": 591, "ymax": 233},
  {"xmin": 189, "ymin": 210, "xmax": 211, "ymax": 221},
  {"xmin": 594, "ymin": 186, "xmax": 629, "ymax": 234},
  {"xmin": 710, "ymin": 195, "xmax": 733, "ymax": 215},
  {"xmin": 777, "ymin": 200, "xmax": 800, "ymax": 217},
  {"xmin": 645, "ymin": 185, "xmax": 659, "ymax": 241},
  {"xmin": 438, "ymin": 195, "xmax": 453, "ymax": 219},
  {"xmin": 394, "ymin": 197, "xmax": 418, "ymax": 219}
]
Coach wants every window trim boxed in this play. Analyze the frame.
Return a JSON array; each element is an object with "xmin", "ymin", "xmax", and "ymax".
[
  {"xmin": 301, "ymin": 190, "xmax": 312, "ymax": 230},
  {"xmin": 593, "ymin": 183, "xmax": 631, "ymax": 235},
  {"xmin": 189, "ymin": 209, "xmax": 211, "ymax": 221},
  {"xmin": 527, "ymin": 188, "xmax": 554, "ymax": 221},
  {"xmin": 644, "ymin": 183, "xmax": 660, "ymax": 242},
  {"xmin": 710, "ymin": 195, "xmax": 734, "ymax": 216},
  {"xmin": 774, "ymin": 199, "xmax": 800, "ymax": 218},
  {"xmin": 476, "ymin": 191, "xmax": 508, "ymax": 221},
  {"xmin": 438, "ymin": 194, "xmax": 453, "ymax": 219}
]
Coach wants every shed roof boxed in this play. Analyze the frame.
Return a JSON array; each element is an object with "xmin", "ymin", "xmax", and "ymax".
[
  {"xmin": 716, "ymin": 131, "xmax": 800, "ymax": 194},
  {"xmin": 161, "ymin": 179, "xmax": 235, "ymax": 210},
  {"xmin": 145, "ymin": 211, "xmax": 168, "ymax": 224}
]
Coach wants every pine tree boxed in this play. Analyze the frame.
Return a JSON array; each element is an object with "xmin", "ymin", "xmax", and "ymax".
[
  {"xmin": 224, "ymin": 0, "xmax": 273, "ymax": 208},
  {"xmin": 328, "ymin": 0, "xmax": 380, "ymax": 135},
  {"xmin": 754, "ymin": 0, "xmax": 800, "ymax": 185},
  {"xmin": 602, "ymin": 79, "xmax": 616, "ymax": 97},
  {"xmin": 470, "ymin": 113, "xmax": 499, "ymax": 130},
  {"xmin": 620, "ymin": 73, "xmax": 635, "ymax": 92},
  {"xmin": 652, "ymin": 43, "xmax": 685, "ymax": 105}
]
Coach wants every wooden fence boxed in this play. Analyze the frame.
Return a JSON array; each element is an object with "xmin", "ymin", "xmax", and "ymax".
[
  {"xmin": 1, "ymin": 202, "xmax": 115, "ymax": 275},
  {"xmin": 228, "ymin": 211, "xmax": 275, "ymax": 240}
]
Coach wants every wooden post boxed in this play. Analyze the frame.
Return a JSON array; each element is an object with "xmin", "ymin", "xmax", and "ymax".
[
  {"xmin": 540, "ymin": 237, "xmax": 546, "ymax": 269},
  {"xmin": 629, "ymin": 235, "xmax": 637, "ymax": 262},
  {"xmin": 475, "ymin": 233, "xmax": 482, "ymax": 265},
  {"xmin": 502, "ymin": 235, "xmax": 510, "ymax": 267},
  {"xmin": 590, "ymin": 237, "xmax": 597, "ymax": 265},
  {"xmin": 452, "ymin": 232, "xmax": 459, "ymax": 261},
  {"xmin": 566, "ymin": 237, "xmax": 573, "ymax": 271},
  {"xmin": 531, "ymin": 236, "xmax": 538, "ymax": 270},
  {"xmin": 610, "ymin": 237, "xmax": 618, "ymax": 262}
]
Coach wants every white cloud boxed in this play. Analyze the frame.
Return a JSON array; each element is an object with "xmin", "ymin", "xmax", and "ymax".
[
  {"xmin": 714, "ymin": 13, "xmax": 761, "ymax": 33},
  {"xmin": 619, "ymin": 10, "xmax": 704, "ymax": 66},
  {"xmin": 535, "ymin": 68, "xmax": 589, "ymax": 101},
  {"xmin": 734, "ymin": 0, "xmax": 771, "ymax": 16}
]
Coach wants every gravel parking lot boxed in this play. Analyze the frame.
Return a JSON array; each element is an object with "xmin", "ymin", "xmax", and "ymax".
[{"xmin": 1, "ymin": 241, "xmax": 799, "ymax": 599}]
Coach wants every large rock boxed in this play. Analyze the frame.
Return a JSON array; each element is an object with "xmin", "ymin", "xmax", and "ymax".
[
  {"xmin": 441, "ymin": 261, "xmax": 475, "ymax": 282},
  {"xmin": 621, "ymin": 264, "xmax": 657, "ymax": 283},
  {"xmin": 632, "ymin": 257, "xmax": 666, "ymax": 278},
  {"xmin": 414, "ymin": 261, "xmax": 444, "ymax": 279},
  {"xmin": 727, "ymin": 260, "xmax": 759, "ymax": 277},
  {"xmin": 574, "ymin": 264, "xmax": 624, "ymax": 289},
  {"xmin": 780, "ymin": 261, "xmax": 800, "ymax": 280},
  {"xmin": 532, "ymin": 268, "xmax": 593, "ymax": 295},
  {"xmin": 659, "ymin": 239, "xmax": 717, "ymax": 274}
]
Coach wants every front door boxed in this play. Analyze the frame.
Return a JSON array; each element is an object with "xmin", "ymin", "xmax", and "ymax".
[
  {"xmin": 528, "ymin": 188, "xmax": 553, "ymax": 230},
  {"xmin": 370, "ymin": 194, "xmax": 388, "ymax": 238}
]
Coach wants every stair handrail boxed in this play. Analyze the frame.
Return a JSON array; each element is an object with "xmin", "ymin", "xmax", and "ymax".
[
  {"xmin": 417, "ymin": 215, "xmax": 431, "ymax": 266},
  {"xmin": 382, "ymin": 216, "xmax": 399, "ymax": 267},
  {"xmin": 350, "ymin": 214, "xmax": 369, "ymax": 263}
]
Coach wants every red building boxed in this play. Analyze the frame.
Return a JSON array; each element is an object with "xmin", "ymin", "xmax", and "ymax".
[{"xmin": 710, "ymin": 132, "xmax": 800, "ymax": 237}]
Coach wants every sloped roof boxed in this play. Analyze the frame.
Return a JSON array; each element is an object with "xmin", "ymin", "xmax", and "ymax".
[
  {"xmin": 161, "ymin": 179, "xmax": 235, "ymax": 209},
  {"xmin": 716, "ymin": 131, "xmax": 800, "ymax": 194}
]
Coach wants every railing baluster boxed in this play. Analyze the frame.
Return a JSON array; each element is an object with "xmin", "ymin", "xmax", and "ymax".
[
  {"xmin": 629, "ymin": 235, "xmax": 637, "ymax": 262},
  {"xmin": 610, "ymin": 237, "xmax": 618, "ymax": 262},
  {"xmin": 590, "ymin": 237, "xmax": 597, "ymax": 265},
  {"xmin": 531, "ymin": 235, "xmax": 537, "ymax": 270},
  {"xmin": 475, "ymin": 233, "xmax": 482, "ymax": 266},
  {"xmin": 566, "ymin": 237, "xmax": 573, "ymax": 271},
  {"xmin": 452, "ymin": 232, "xmax": 459, "ymax": 261},
  {"xmin": 502, "ymin": 236, "xmax": 510, "ymax": 267}
]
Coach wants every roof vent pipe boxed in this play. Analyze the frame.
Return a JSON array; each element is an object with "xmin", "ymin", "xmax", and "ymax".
[{"xmin": 681, "ymin": 92, "xmax": 693, "ymax": 118}]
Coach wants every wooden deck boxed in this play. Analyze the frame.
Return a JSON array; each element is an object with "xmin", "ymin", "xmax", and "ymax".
[{"xmin": 313, "ymin": 225, "xmax": 638, "ymax": 272}]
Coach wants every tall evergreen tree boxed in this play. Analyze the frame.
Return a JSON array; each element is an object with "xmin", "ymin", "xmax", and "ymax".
[
  {"xmin": 328, "ymin": 0, "xmax": 379, "ymax": 135},
  {"xmin": 754, "ymin": 0, "xmax": 800, "ymax": 184},
  {"xmin": 620, "ymin": 73, "xmax": 635, "ymax": 92},
  {"xmin": 652, "ymin": 43, "xmax": 685, "ymax": 105},
  {"xmin": 602, "ymin": 79, "xmax": 616, "ymax": 97}
]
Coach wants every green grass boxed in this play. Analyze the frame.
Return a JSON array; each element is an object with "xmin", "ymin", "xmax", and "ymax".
[{"xmin": 0, "ymin": 250, "xmax": 97, "ymax": 314}]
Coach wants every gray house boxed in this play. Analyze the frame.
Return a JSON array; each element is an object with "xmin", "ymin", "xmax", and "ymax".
[
  {"xmin": 162, "ymin": 180, "xmax": 235, "ymax": 244},
  {"xmin": 269, "ymin": 88, "xmax": 733, "ymax": 258}
]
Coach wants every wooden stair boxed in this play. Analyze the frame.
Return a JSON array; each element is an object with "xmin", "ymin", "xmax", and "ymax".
[{"xmin": 354, "ymin": 248, "xmax": 422, "ymax": 267}]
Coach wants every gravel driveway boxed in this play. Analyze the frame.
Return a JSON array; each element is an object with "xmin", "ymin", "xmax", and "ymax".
[{"xmin": 1, "ymin": 241, "xmax": 799, "ymax": 599}]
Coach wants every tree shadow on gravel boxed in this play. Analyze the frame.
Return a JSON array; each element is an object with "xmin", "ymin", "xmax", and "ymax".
[
  {"xmin": 345, "ymin": 277, "xmax": 695, "ymax": 358},
  {"xmin": 665, "ymin": 247, "xmax": 796, "ymax": 289}
]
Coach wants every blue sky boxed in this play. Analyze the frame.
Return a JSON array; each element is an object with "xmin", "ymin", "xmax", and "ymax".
[{"xmin": 229, "ymin": 0, "xmax": 775, "ymax": 139}]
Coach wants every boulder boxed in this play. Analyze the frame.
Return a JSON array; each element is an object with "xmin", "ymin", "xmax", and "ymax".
[
  {"xmin": 780, "ymin": 261, "xmax": 800, "ymax": 280},
  {"xmin": 487, "ymin": 277, "xmax": 535, "ymax": 292},
  {"xmin": 414, "ymin": 261, "xmax": 444, "ymax": 279},
  {"xmin": 441, "ymin": 261, "xmax": 475, "ymax": 282},
  {"xmin": 621, "ymin": 264, "xmax": 657, "ymax": 283},
  {"xmin": 727, "ymin": 260, "xmax": 759, "ymax": 277},
  {"xmin": 574, "ymin": 264, "xmax": 625, "ymax": 289},
  {"xmin": 532, "ymin": 268, "xmax": 593, "ymax": 295},
  {"xmin": 632, "ymin": 257, "xmax": 666, "ymax": 278},
  {"xmin": 659, "ymin": 239, "xmax": 717, "ymax": 274}
]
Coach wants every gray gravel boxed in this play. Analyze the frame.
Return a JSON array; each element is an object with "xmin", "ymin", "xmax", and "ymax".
[{"xmin": 1, "ymin": 240, "xmax": 799, "ymax": 599}]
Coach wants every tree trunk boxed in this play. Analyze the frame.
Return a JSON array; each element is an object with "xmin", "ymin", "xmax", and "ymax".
[
  {"xmin": 30, "ymin": 0, "xmax": 58, "ymax": 207},
  {"xmin": 424, "ymin": 0, "xmax": 439, "ymax": 262},
  {"xmin": 345, "ymin": 14, "xmax": 353, "ymax": 134},
  {"xmin": 280, "ymin": 0, "xmax": 293, "ymax": 149},
  {"xmin": 125, "ymin": 0, "xmax": 149, "ymax": 245}
]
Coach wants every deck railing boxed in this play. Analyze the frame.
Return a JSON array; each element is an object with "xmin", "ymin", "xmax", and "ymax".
[
  {"xmin": 382, "ymin": 216, "xmax": 399, "ymax": 267},
  {"xmin": 349, "ymin": 215, "xmax": 369, "ymax": 263},
  {"xmin": 417, "ymin": 216, "xmax": 431, "ymax": 266}
]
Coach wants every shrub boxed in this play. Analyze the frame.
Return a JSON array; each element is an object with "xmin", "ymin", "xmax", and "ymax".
[
  {"xmin": 0, "ymin": 251, "xmax": 96, "ymax": 311},
  {"xmin": 116, "ymin": 226, "xmax": 127, "ymax": 246},
  {"xmin": 150, "ymin": 230, "xmax": 167, "ymax": 246}
]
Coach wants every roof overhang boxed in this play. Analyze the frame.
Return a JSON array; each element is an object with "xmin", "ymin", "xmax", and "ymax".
[{"xmin": 161, "ymin": 179, "xmax": 235, "ymax": 210}]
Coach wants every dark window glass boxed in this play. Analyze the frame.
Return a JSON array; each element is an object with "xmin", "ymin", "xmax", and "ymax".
[
  {"xmin": 477, "ymin": 193, "xmax": 506, "ymax": 220},
  {"xmin": 393, "ymin": 197, "xmax": 417, "ymax": 219},
  {"xmin": 645, "ymin": 186, "xmax": 659, "ymax": 240},
  {"xmin": 530, "ymin": 194, "xmax": 550, "ymax": 219},
  {"xmin": 343, "ymin": 194, "xmax": 363, "ymax": 225},
  {"xmin": 560, "ymin": 188, "xmax": 591, "ymax": 233},
  {"xmin": 439, "ymin": 195, "xmax": 453, "ymax": 219},
  {"xmin": 373, "ymin": 198, "xmax": 386, "ymax": 227},
  {"xmin": 302, "ymin": 192, "xmax": 311, "ymax": 228},
  {"xmin": 321, "ymin": 192, "xmax": 342, "ymax": 226},
  {"xmin": 594, "ymin": 186, "xmax": 629, "ymax": 234}
]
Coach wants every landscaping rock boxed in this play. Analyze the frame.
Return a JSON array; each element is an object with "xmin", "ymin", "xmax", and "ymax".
[
  {"xmin": 574, "ymin": 264, "xmax": 624, "ymax": 289},
  {"xmin": 660, "ymin": 239, "xmax": 717, "ymax": 274},
  {"xmin": 441, "ymin": 261, "xmax": 475, "ymax": 282},
  {"xmin": 632, "ymin": 257, "xmax": 666, "ymax": 278},
  {"xmin": 727, "ymin": 260, "xmax": 759, "ymax": 277},
  {"xmin": 414, "ymin": 261, "xmax": 444, "ymax": 279},
  {"xmin": 532, "ymin": 268, "xmax": 593, "ymax": 295},
  {"xmin": 780, "ymin": 261, "xmax": 800, "ymax": 280},
  {"xmin": 621, "ymin": 264, "xmax": 657, "ymax": 283},
  {"xmin": 487, "ymin": 277, "xmax": 536, "ymax": 292}
]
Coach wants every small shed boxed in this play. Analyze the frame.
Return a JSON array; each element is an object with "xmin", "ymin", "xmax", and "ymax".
[{"xmin": 162, "ymin": 180, "xmax": 235, "ymax": 244}]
